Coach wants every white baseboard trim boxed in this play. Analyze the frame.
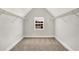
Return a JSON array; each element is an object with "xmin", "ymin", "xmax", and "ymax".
[
  {"xmin": 23, "ymin": 36, "xmax": 55, "ymax": 38},
  {"xmin": 55, "ymin": 36, "xmax": 73, "ymax": 51},
  {"xmin": 5, "ymin": 36, "xmax": 23, "ymax": 51}
]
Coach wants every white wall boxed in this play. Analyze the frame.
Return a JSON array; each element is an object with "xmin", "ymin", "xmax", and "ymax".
[
  {"xmin": 24, "ymin": 8, "xmax": 55, "ymax": 37},
  {"xmin": 56, "ymin": 13, "xmax": 79, "ymax": 50},
  {"xmin": 47, "ymin": 8, "xmax": 75, "ymax": 17},
  {"xmin": 0, "ymin": 14, "xmax": 23, "ymax": 50},
  {"xmin": 2, "ymin": 8, "xmax": 32, "ymax": 18}
]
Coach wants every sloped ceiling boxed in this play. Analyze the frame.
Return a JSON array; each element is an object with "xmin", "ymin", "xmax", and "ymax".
[
  {"xmin": 1, "ymin": 8, "xmax": 76, "ymax": 18},
  {"xmin": 47, "ymin": 8, "xmax": 76, "ymax": 17},
  {"xmin": 2, "ymin": 8, "xmax": 32, "ymax": 18}
]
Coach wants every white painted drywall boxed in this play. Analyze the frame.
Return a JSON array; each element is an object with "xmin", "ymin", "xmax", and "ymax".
[
  {"xmin": 2, "ymin": 8, "xmax": 32, "ymax": 18},
  {"xmin": 0, "ymin": 14, "xmax": 23, "ymax": 50},
  {"xmin": 24, "ymin": 8, "xmax": 55, "ymax": 37},
  {"xmin": 55, "ymin": 13, "xmax": 79, "ymax": 50},
  {"xmin": 47, "ymin": 8, "xmax": 75, "ymax": 17}
]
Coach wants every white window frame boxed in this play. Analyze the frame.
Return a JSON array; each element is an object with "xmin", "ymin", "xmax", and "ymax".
[{"xmin": 34, "ymin": 17, "xmax": 44, "ymax": 30}]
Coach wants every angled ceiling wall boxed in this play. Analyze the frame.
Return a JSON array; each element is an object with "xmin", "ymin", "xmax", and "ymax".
[
  {"xmin": 1, "ymin": 8, "xmax": 32, "ymax": 18},
  {"xmin": 46, "ymin": 8, "xmax": 75, "ymax": 17},
  {"xmin": 1, "ymin": 8, "xmax": 76, "ymax": 18}
]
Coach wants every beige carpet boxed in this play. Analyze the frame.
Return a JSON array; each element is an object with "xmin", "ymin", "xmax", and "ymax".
[{"xmin": 11, "ymin": 38, "xmax": 68, "ymax": 51}]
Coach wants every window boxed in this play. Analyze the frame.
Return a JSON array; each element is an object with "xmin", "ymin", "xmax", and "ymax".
[{"xmin": 34, "ymin": 17, "xmax": 44, "ymax": 30}]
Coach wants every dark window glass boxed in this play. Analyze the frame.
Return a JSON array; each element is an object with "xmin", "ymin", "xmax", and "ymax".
[{"xmin": 35, "ymin": 21, "xmax": 44, "ymax": 29}]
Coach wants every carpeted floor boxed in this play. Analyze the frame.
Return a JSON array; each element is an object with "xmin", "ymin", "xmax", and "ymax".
[{"xmin": 11, "ymin": 38, "xmax": 68, "ymax": 51}]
